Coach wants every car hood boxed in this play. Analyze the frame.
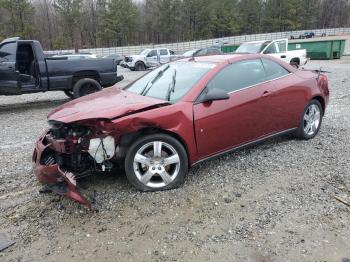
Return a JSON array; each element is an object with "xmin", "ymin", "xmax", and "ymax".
[
  {"xmin": 128, "ymin": 55, "xmax": 145, "ymax": 60},
  {"xmin": 48, "ymin": 87, "xmax": 170, "ymax": 123}
]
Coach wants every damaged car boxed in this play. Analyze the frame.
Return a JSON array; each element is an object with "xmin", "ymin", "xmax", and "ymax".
[{"xmin": 32, "ymin": 54, "xmax": 329, "ymax": 210}]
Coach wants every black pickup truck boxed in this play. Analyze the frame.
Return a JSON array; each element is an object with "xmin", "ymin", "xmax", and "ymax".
[{"xmin": 0, "ymin": 37, "xmax": 123, "ymax": 98}]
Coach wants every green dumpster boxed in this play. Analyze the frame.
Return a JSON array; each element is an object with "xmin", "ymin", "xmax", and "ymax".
[
  {"xmin": 288, "ymin": 38, "xmax": 346, "ymax": 60},
  {"xmin": 221, "ymin": 45, "xmax": 239, "ymax": 53},
  {"xmin": 221, "ymin": 38, "xmax": 347, "ymax": 60}
]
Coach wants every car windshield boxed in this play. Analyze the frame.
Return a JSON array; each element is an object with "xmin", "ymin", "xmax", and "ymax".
[
  {"xmin": 236, "ymin": 42, "xmax": 269, "ymax": 53},
  {"xmin": 126, "ymin": 61, "xmax": 215, "ymax": 102},
  {"xmin": 183, "ymin": 49, "xmax": 198, "ymax": 57},
  {"xmin": 140, "ymin": 49, "xmax": 151, "ymax": 55}
]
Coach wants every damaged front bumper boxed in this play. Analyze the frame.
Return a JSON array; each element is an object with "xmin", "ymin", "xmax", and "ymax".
[{"xmin": 32, "ymin": 131, "xmax": 95, "ymax": 210}]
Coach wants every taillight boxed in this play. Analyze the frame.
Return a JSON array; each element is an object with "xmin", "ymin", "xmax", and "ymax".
[
  {"xmin": 318, "ymin": 74, "xmax": 329, "ymax": 96},
  {"xmin": 318, "ymin": 73, "xmax": 327, "ymax": 82}
]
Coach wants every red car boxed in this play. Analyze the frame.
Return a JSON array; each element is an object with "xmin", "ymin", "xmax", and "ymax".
[{"xmin": 32, "ymin": 54, "xmax": 329, "ymax": 209}]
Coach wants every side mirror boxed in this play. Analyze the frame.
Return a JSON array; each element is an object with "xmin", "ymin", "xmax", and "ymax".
[{"xmin": 197, "ymin": 88, "xmax": 229, "ymax": 103}]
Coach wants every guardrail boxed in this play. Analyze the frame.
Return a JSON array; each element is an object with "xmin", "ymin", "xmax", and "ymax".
[{"xmin": 47, "ymin": 27, "xmax": 350, "ymax": 56}]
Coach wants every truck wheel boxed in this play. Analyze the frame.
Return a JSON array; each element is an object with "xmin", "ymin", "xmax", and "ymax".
[
  {"xmin": 73, "ymin": 78, "xmax": 102, "ymax": 98},
  {"xmin": 290, "ymin": 59, "xmax": 300, "ymax": 68},
  {"xmin": 135, "ymin": 62, "xmax": 146, "ymax": 71},
  {"xmin": 63, "ymin": 90, "xmax": 74, "ymax": 99}
]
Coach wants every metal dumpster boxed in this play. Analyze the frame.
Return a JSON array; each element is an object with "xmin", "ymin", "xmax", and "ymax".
[
  {"xmin": 288, "ymin": 38, "xmax": 346, "ymax": 60},
  {"xmin": 221, "ymin": 37, "xmax": 347, "ymax": 60},
  {"xmin": 221, "ymin": 45, "xmax": 239, "ymax": 53}
]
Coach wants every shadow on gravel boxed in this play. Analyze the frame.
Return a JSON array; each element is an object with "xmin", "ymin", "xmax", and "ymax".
[{"xmin": 0, "ymin": 99, "xmax": 69, "ymax": 114}]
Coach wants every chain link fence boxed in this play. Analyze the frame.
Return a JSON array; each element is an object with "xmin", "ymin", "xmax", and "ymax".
[{"xmin": 47, "ymin": 27, "xmax": 350, "ymax": 56}]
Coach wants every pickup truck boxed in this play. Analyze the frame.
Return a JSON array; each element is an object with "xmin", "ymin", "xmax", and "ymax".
[
  {"xmin": 235, "ymin": 39, "xmax": 308, "ymax": 67},
  {"xmin": 0, "ymin": 37, "xmax": 123, "ymax": 98},
  {"xmin": 120, "ymin": 48, "xmax": 176, "ymax": 71}
]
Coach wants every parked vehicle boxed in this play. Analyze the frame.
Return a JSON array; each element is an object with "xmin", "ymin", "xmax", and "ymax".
[
  {"xmin": 32, "ymin": 53, "xmax": 329, "ymax": 209},
  {"xmin": 52, "ymin": 53, "xmax": 97, "ymax": 60},
  {"xmin": 102, "ymin": 54, "xmax": 125, "ymax": 65},
  {"xmin": 0, "ymin": 37, "xmax": 123, "ymax": 98},
  {"xmin": 182, "ymin": 47, "xmax": 223, "ymax": 58},
  {"xmin": 235, "ymin": 39, "xmax": 308, "ymax": 67},
  {"xmin": 120, "ymin": 48, "xmax": 175, "ymax": 71},
  {"xmin": 299, "ymin": 32, "xmax": 315, "ymax": 39}
]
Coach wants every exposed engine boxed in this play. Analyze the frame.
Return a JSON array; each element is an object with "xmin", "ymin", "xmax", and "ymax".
[{"xmin": 42, "ymin": 121, "xmax": 117, "ymax": 175}]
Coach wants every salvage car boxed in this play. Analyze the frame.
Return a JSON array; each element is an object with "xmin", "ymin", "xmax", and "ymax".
[
  {"xmin": 235, "ymin": 38, "xmax": 308, "ymax": 67},
  {"xmin": 0, "ymin": 37, "xmax": 123, "ymax": 98},
  {"xmin": 32, "ymin": 54, "xmax": 329, "ymax": 209},
  {"xmin": 120, "ymin": 48, "xmax": 176, "ymax": 71}
]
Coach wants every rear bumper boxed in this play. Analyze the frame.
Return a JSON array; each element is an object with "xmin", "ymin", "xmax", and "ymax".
[{"xmin": 32, "ymin": 131, "xmax": 94, "ymax": 210}]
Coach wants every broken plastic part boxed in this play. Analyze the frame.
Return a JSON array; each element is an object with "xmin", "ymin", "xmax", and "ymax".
[
  {"xmin": 88, "ymin": 136, "xmax": 115, "ymax": 164},
  {"xmin": 33, "ymin": 132, "xmax": 95, "ymax": 211}
]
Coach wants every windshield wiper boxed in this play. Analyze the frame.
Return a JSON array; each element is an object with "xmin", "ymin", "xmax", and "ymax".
[
  {"xmin": 166, "ymin": 69, "xmax": 177, "ymax": 101},
  {"xmin": 140, "ymin": 64, "xmax": 170, "ymax": 96}
]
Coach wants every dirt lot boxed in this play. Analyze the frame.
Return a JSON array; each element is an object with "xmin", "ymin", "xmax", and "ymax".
[{"xmin": 0, "ymin": 58, "xmax": 350, "ymax": 262}]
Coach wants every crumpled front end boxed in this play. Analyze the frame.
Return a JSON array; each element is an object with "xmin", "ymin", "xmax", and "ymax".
[
  {"xmin": 32, "ymin": 121, "xmax": 118, "ymax": 210},
  {"xmin": 33, "ymin": 131, "xmax": 95, "ymax": 210}
]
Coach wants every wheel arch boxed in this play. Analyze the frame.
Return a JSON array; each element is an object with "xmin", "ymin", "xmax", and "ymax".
[
  {"xmin": 312, "ymin": 95, "xmax": 325, "ymax": 115},
  {"xmin": 135, "ymin": 60, "xmax": 146, "ymax": 68},
  {"xmin": 72, "ymin": 70, "xmax": 100, "ymax": 87},
  {"xmin": 290, "ymin": 57, "xmax": 300, "ymax": 65},
  {"xmin": 118, "ymin": 127, "xmax": 191, "ymax": 167}
]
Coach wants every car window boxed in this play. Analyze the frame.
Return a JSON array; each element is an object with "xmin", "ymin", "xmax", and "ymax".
[
  {"xmin": 264, "ymin": 43, "xmax": 278, "ymax": 54},
  {"xmin": 0, "ymin": 42, "xmax": 17, "ymax": 62},
  {"xmin": 262, "ymin": 58, "xmax": 289, "ymax": 80},
  {"xmin": 207, "ymin": 49, "xmax": 221, "ymax": 55},
  {"xmin": 276, "ymin": 40, "xmax": 287, "ymax": 52},
  {"xmin": 195, "ymin": 49, "xmax": 207, "ymax": 57},
  {"xmin": 147, "ymin": 50, "xmax": 157, "ymax": 57},
  {"xmin": 159, "ymin": 49, "xmax": 168, "ymax": 56},
  {"xmin": 207, "ymin": 59, "xmax": 265, "ymax": 93}
]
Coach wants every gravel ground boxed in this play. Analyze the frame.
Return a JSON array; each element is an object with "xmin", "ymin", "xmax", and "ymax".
[{"xmin": 0, "ymin": 60, "xmax": 349, "ymax": 262}]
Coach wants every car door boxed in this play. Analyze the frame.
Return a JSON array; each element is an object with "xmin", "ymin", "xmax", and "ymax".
[
  {"xmin": 263, "ymin": 40, "xmax": 288, "ymax": 63},
  {"xmin": 159, "ymin": 49, "xmax": 170, "ymax": 64},
  {"xmin": 145, "ymin": 49, "xmax": 159, "ymax": 67},
  {"xmin": 193, "ymin": 59, "xmax": 276, "ymax": 158},
  {"xmin": 261, "ymin": 58, "xmax": 306, "ymax": 131},
  {"xmin": 0, "ymin": 41, "xmax": 21, "ymax": 95}
]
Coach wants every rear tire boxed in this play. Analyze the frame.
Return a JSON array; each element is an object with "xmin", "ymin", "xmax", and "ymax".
[
  {"xmin": 124, "ymin": 134, "xmax": 188, "ymax": 191},
  {"xmin": 290, "ymin": 60, "xmax": 300, "ymax": 68},
  {"xmin": 296, "ymin": 99, "xmax": 323, "ymax": 140},
  {"xmin": 73, "ymin": 78, "xmax": 102, "ymax": 98}
]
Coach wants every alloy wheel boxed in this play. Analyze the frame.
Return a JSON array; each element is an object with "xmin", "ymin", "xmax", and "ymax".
[
  {"xmin": 133, "ymin": 141, "xmax": 180, "ymax": 188},
  {"xmin": 303, "ymin": 104, "xmax": 321, "ymax": 136}
]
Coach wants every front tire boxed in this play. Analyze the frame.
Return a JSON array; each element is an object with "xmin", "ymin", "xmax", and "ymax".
[
  {"xmin": 135, "ymin": 62, "xmax": 146, "ymax": 71},
  {"xmin": 297, "ymin": 99, "xmax": 323, "ymax": 140},
  {"xmin": 125, "ymin": 134, "xmax": 188, "ymax": 191}
]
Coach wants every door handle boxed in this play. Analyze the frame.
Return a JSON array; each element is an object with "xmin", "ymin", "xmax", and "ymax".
[
  {"xmin": 262, "ymin": 91, "xmax": 270, "ymax": 97},
  {"xmin": 281, "ymin": 55, "xmax": 286, "ymax": 58}
]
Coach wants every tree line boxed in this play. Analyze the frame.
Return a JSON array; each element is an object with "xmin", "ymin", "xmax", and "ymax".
[{"xmin": 0, "ymin": 0, "xmax": 350, "ymax": 51}]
